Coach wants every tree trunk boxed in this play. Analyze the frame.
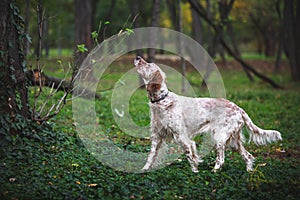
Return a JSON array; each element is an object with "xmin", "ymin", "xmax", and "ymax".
[
  {"xmin": 74, "ymin": 0, "xmax": 93, "ymax": 67},
  {"xmin": 130, "ymin": 0, "xmax": 144, "ymax": 87},
  {"xmin": 206, "ymin": 0, "xmax": 215, "ymax": 57},
  {"xmin": 131, "ymin": 0, "xmax": 143, "ymax": 56},
  {"xmin": 99, "ymin": 0, "xmax": 116, "ymax": 42},
  {"xmin": 147, "ymin": 0, "xmax": 160, "ymax": 62},
  {"xmin": 24, "ymin": 0, "xmax": 31, "ymax": 57},
  {"xmin": 43, "ymin": 14, "xmax": 50, "ymax": 57},
  {"xmin": 226, "ymin": 21, "xmax": 240, "ymax": 57},
  {"xmin": 91, "ymin": 0, "xmax": 99, "ymax": 31},
  {"xmin": 283, "ymin": 0, "xmax": 300, "ymax": 81},
  {"xmin": 166, "ymin": 0, "xmax": 186, "ymax": 93},
  {"xmin": 166, "ymin": 0, "xmax": 179, "ymax": 30},
  {"xmin": 191, "ymin": 5, "xmax": 203, "ymax": 45},
  {"xmin": 263, "ymin": 27, "xmax": 276, "ymax": 57},
  {"xmin": 274, "ymin": 0, "xmax": 283, "ymax": 73},
  {"xmin": 57, "ymin": 21, "xmax": 62, "ymax": 56},
  {"xmin": 0, "ymin": 0, "xmax": 30, "ymax": 133},
  {"xmin": 177, "ymin": 0, "xmax": 187, "ymax": 94}
]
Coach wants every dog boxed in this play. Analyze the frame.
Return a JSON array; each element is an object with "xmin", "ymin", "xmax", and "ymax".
[{"xmin": 134, "ymin": 56, "xmax": 282, "ymax": 173}]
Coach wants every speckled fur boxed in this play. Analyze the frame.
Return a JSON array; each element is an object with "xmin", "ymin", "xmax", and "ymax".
[{"xmin": 134, "ymin": 56, "xmax": 282, "ymax": 173}]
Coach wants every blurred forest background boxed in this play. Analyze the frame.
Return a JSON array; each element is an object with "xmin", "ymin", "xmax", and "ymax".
[{"xmin": 16, "ymin": 0, "xmax": 299, "ymax": 81}]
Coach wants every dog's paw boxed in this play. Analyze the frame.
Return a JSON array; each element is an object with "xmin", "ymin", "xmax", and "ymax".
[
  {"xmin": 192, "ymin": 166, "xmax": 199, "ymax": 173},
  {"xmin": 246, "ymin": 166, "xmax": 254, "ymax": 172},
  {"xmin": 211, "ymin": 168, "xmax": 218, "ymax": 173},
  {"xmin": 142, "ymin": 164, "xmax": 151, "ymax": 172},
  {"xmin": 142, "ymin": 167, "xmax": 149, "ymax": 172}
]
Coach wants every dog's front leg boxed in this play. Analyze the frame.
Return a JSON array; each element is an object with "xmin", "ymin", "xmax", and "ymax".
[{"xmin": 142, "ymin": 136, "xmax": 163, "ymax": 171}]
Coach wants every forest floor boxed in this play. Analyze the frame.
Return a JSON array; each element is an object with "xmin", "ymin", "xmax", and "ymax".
[{"xmin": 0, "ymin": 55, "xmax": 299, "ymax": 199}]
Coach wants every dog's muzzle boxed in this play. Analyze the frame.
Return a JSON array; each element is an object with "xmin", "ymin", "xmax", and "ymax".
[{"xmin": 134, "ymin": 56, "xmax": 142, "ymax": 66}]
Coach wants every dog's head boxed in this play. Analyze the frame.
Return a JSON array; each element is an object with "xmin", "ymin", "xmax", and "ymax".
[
  {"xmin": 134, "ymin": 56, "xmax": 168, "ymax": 102},
  {"xmin": 134, "ymin": 56, "xmax": 166, "ymax": 84}
]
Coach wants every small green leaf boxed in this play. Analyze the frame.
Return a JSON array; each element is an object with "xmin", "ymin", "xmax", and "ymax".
[
  {"xmin": 91, "ymin": 31, "xmax": 98, "ymax": 39},
  {"xmin": 125, "ymin": 28, "xmax": 134, "ymax": 35},
  {"xmin": 77, "ymin": 44, "xmax": 88, "ymax": 53}
]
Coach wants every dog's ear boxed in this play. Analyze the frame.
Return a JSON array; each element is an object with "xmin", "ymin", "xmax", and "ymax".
[
  {"xmin": 147, "ymin": 70, "xmax": 163, "ymax": 93},
  {"xmin": 147, "ymin": 83, "xmax": 161, "ymax": 94},
  {"xmin": 151, "ymin": 70, "xmax": 163, "ymax": 85}
]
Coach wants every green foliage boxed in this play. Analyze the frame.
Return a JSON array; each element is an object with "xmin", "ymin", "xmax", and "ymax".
[
  {"xmin": 1, "ymin": 63, "xmax": 299, "ymax": 199},
  {"xmin": 125, "ymin": 28, "xmax": 134, "ymax": 35},
  {"xmin": 91, "ymin": 31, "xmax": 99, "ymax": 44},
  {"xmin": 76, "ymin": 44, "xmax": 88, "ymax": 53}
]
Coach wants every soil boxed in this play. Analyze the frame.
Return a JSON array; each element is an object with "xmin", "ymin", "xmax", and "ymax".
[{"xmin": 115, "ymin": 54, "xmax": 290, "ymax": 73}]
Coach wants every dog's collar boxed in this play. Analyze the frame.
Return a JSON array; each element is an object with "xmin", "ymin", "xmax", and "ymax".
[{"xmin": 150, "ymin": 91, "xmax": 169, "ymax": 103}]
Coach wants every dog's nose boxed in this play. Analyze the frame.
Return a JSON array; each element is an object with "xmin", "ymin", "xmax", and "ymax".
[{"xmin": 134, "ymin": 56, "xmax": 142, "ymax": 66}]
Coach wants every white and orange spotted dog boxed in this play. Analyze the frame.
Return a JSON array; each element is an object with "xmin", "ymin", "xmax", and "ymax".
[{"xmin": 134, "ymin": 56, "xmax": 282, "ymax": 173}]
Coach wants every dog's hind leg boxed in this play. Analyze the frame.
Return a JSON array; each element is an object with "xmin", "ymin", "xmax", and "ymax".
[
  {"xmin": 236, "ymin": 134, "xmax": 255, "ymax": 171},
  {"xmin": 175, "ymin": 135, "xmax": 200, "ymax": 173},
  {"xmin": 191, "ymin": 140, "xmax": 202, "ymax": 163},
  {"xmin": 239, "ymin": 145, "xmax": 255, "ymax": 172},
  {"xmin": 230, "ymin": 123, "xmax": 255, "ymax": 172},
  {"xmin": 212, "ymin": 142, "xmax": 226, "ymax": 173}
]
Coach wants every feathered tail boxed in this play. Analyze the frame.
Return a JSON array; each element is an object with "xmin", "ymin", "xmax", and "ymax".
[{"xmin": 240, "ymin": 109, "xmax": 282, "ymax": 145}]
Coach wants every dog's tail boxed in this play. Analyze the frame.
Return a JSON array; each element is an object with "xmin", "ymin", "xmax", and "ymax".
[{"xmin": 240, "ymin": 108, "xmax": 282, "ymax": 145}]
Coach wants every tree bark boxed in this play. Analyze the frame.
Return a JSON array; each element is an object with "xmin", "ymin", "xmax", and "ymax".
[
  {"xmin": 274, "ymin": 0, "xmax": 283, "ymax": 73},
  {"xmin": 130, "ymin": 0, "xmax": 142, "ymax": 56},
  {"xmin": 0, "ymin": 0, "xmax": 30, "ymax": 133},
  {"xmin": 24, "ymin": 0, "xmax": 31, "ymax": 57},
  {"xmin": 283, "ymin": 0, "xmax": 300, "ymax": 81},
  {"xmin": 74, "ymin": 0, "xmax": 93, "ymax": 67},
  {"xmin": 99, "ymin": 0, "xmax": 116, "ymax": 42},
  {"xmin": 177, "ymin": 0, "xmax": 186, "ymax": 94},
  {"xmin": 226, "ymin": 21, "xmax": 240, "ymax": 57},
  {"xmin": 191, "ymin": 5, "xmax": 203, "ymax": 45},
  {"xmin": 130, "ymin": 0, "xmax": 144, "ymax": 87},
  {"xmin": 166, "ymin": 0, "xmax": 186, "ymax": 93},
  {"xmin": 166, "ymin": 0, "xmax": 179, "ymax": 30},
  {"xmin": 43, "ymin": 13, "xmax": 50, "ymax": 57},
  {"xmin": 206, "ymin": 0, "xmax": 215, "ymax": 58},
  {"xmin": 147, "ymin": 0, "xmax": 160, "ymax": 62},
  {"xmin": 91, "ymin": 0, "xmax": 99, "ymax": 31}
]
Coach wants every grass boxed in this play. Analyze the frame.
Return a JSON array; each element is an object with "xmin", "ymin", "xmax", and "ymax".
[{"xmin": 0, "ymin": 57, "xmax": 299, "ymax": 199}]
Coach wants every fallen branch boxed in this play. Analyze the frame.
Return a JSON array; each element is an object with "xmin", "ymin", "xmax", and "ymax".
[
  {"xmin": 219, "ymin": 39, "xmax": 283, "ymax": 89},
  {"xmin": 26, "ymin": 69, "xmax": 101, "ymax": 99}
]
